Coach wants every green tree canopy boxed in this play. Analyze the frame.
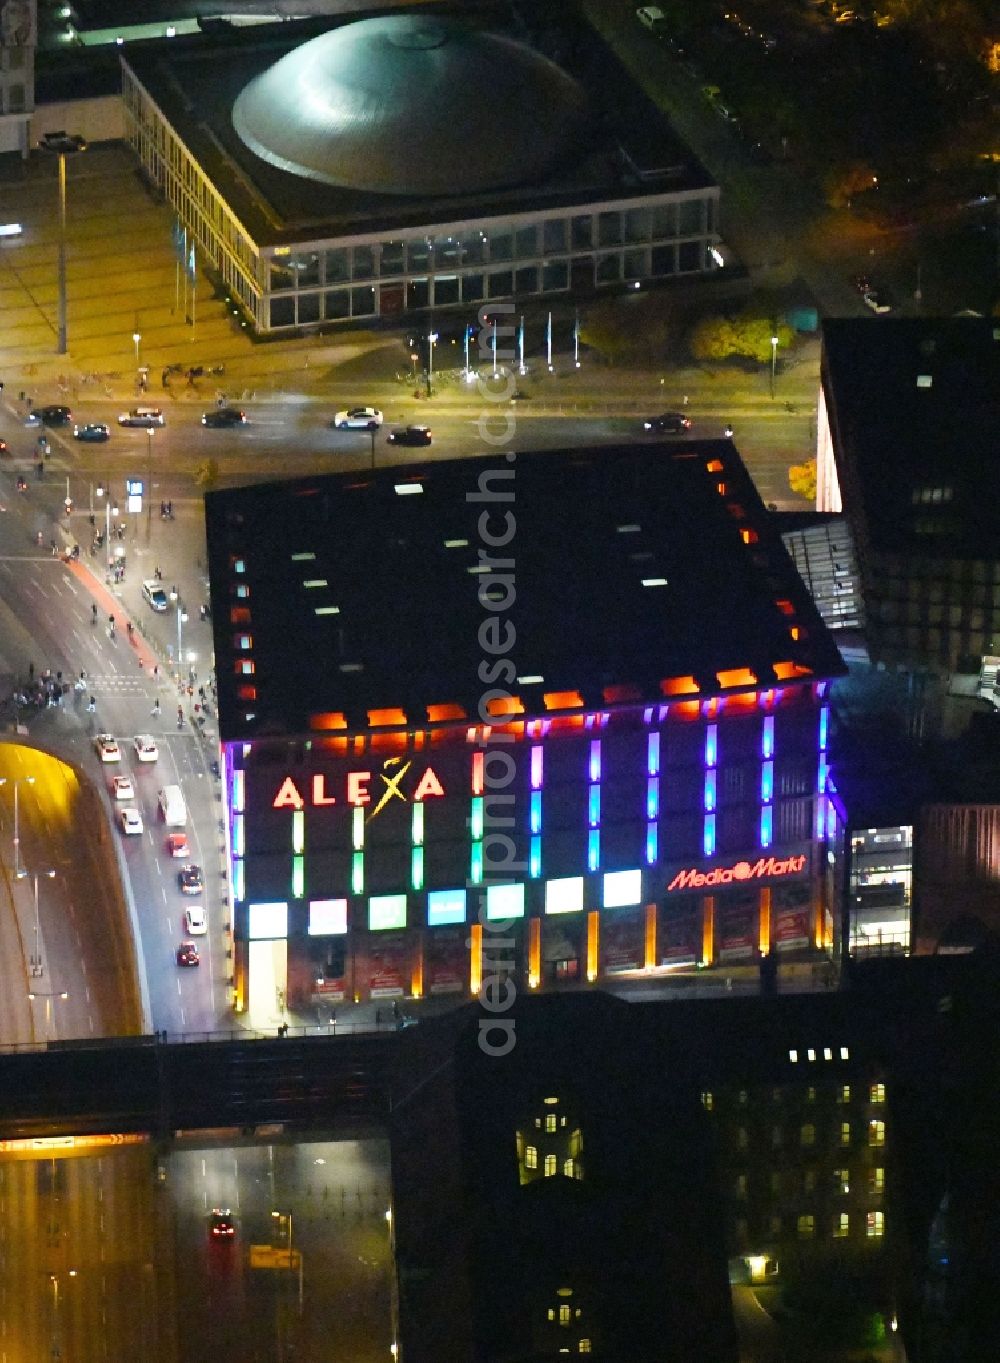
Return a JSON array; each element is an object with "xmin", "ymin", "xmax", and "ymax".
[{"xmin": 688, "ymin": 313, "xmax": 796, "ymax": 364}]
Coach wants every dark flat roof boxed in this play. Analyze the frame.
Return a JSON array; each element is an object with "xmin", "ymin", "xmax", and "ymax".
[
  {"xmin": 822, "ymin": 317, "xmax": 1000, "ymax": 560},
  {"xmin": 206, "ymin": 442, "xmax": 845, "ymax": 741},
  {"xmin": 120, "ymin": 5, "xmax": 714, "ymax": 248}
]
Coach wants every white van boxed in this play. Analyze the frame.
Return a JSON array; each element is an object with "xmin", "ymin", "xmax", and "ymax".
[{"xmin": 158, "ymin": 785, "xmax": 187, "ymax": 826}]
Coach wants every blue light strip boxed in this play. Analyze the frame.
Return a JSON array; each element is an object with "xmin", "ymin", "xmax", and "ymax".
[
  {"xmin": 703, "ymin": 813, "xmax": 717, "ymax": 858},
  {"xmin": 588, "ymin": 785, "xmax": 601, "ymax": 829},
  {"xmin": 588, "ymin": 829, "xmax": 600, "ymax": 873},
  {"xmin": 589, "ymin": 739, "xmax": 601, "ymax": 783},
  {"xmin": 530, "ymin": 790, "xmax": 542, "ymax": 836},
  {"xmin": 704, "ymin": 722, "xmax": 718, "ymax": 856},
  {"xmin": 529, "ymin": 835, "xmax": 542, "ymax": 880},
  {"xmin": 703, "ymin": 769, "xmax": 717, "ymax": 813},
  {"xmin": 646, "ymin": 733, "xmax": 660, "ymax": 776},
  {"xmin": 762, "ymin": 715, "xmax": 774, "ymax": 760},
  {"xmin": 760, "ymin": 805, "xmax": 773, "ymax": 848},
  {"xmin": 646, "ymin": 822, "xmax": 658, "ymax": 865},
  {"xmin": 760, "ymin": 760, "xmax": 774, "ymax": 803},
  {"xmin": 646, "ymin": 777, "xmax": 659, "ymax": 821},
  {"xmin": 819, "ymin": 704, "xmax": 829, "ymax": 753}
]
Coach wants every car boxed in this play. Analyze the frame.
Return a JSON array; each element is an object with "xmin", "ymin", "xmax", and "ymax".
[
  {"xmin": 386, "ymin": 424, "xmax": 432, "ymax": 446},
  {"xmin": 94, "ymin": 733, "xmax": 121, "ymax": 763},
  {"xmin": 133, "ymin": 735, "xmax": 159, "ymax": 763},
  {"xmin": 35, "ymin": 404, "xmax": 72, "ymax": 427},
  {"xmin": 861, "ymin": 289, "xmax": 891, "ymax": 314},
  {"xmin": 166, "ymin": 832, "xmax": 190, "ymax": 859},
  {"xmin": 643, "ymin": 412, "xmax": 692, "ymax": 434},
  {"xmin": 332, "ymin": 406, "xmax": 383, "ymax": 430},
  {"xmin": 208, "ymin": 1208, "xmax": 235, "ymax": 1237},
  {"xmin": 178, "ymin": 864, "xmax": 204, "ymax": 895},
  {"xmin": 117, "ymin": 407, "xmax": 165, "ymax": 428},
  {"xmin": 73, "ymin": 422, "xmax": 110, "ymax": 442},
  {"xmin": 0, "ymin": 439, "xmax": 8, "ymax": 457},
  {"xmin": 202, "ymin": 407, "xmax": 248, "ymax": 428},
  {"xmin": 184, "ymin": 905, "xmax": 207, "ymax": 935},
  {"xmin": 141, "ymin": 579, "xmax": 169, "ymax": 612},
  {"xmin": 176, "ymin": 941, "xmax": 200, "ymax": 967},
  {"xmin": 119, "ymin": 807, "xmax": 143, "ymax": 836},
  {"xmin": 112, "ymin": 774, "xmax": 135, "ymax": 801},
  {"xmin": 24, "ymin": 410, "xmax": 42, "ymax": 427}
]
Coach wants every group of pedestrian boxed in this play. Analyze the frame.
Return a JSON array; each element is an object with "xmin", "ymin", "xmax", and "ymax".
[
  {"xmin": 15, "ymin": 664, "xmax": 68, "ymax": 710},
  {"xmin": 110, "ymin": 560, "xmax": 126, "ymax": 584}
]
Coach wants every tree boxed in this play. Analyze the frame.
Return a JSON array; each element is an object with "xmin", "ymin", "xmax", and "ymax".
[
  {"xmin": 789, "ymin": 458, "xmax": 817, "ymax": 503},
  {"xmin": 688, "ymin": 313, "xmax": 796, "ymax": 364},
  {"xmin": 194, "ymin": 458, "xmax": 219, "ymax": 490},
  {"xmin": 579, "ymin": 296, "xmax": 678, "ymax": 364}
]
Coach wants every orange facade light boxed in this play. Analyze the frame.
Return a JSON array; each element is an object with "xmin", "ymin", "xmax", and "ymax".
[
  {"xmin": 470, "ymin": 923, "xmax": 483, "ymax": 996},
  {"xmin": 702, "ymin": 896, "xmax": 715, "ymax": 966},
  {"xmin": 717, "ymin": 667, "xmax": 758, "ymax": 689},
  {"xmin": 427, "ymin": 703, "xmax": 467, "ymax": 723},
  {"xmin": 759, "ymin": 886, "xmax": 772, "ymax": 956},
  {"xmin": 484, "ymin": 695, "xmax": 525, "ymax": 717},
  {"xmin": 367, "ymin": 708, "xmax": 408, "ymax": 728},
  {"xmin": 527, "ymin": 918, "xmax": 541, "ymax": 989},
  {"xmin": 773, "ymin": 661, "xmax": 813, "ymax": 680},
  {"xmin": 586, "ymin": 911, "xmax": 599, "ymax": 983},
  {"xmin": 660, "ymin": 676, "xmax": 700, "ymax": 697},
  {"xmin": 542, "ymin": 690, "xmax": 585, "ymax": 710},
  {"xmin": 644, "ymin": 903, "xmax": 657, "ymax": 969},
  {"xmin": 309, "ymin": 712, "xmax": 348, "ymax": 731}
]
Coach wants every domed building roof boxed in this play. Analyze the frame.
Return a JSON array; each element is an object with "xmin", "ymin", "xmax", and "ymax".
[{"xmin": 231, "ymin": 14, "xmax": 588, "ymax": 197}]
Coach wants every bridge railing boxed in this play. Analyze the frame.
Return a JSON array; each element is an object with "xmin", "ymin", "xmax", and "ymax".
[{"xmin": 0, "ymin": 1019, "xmax": 406, "ymax": 1055}]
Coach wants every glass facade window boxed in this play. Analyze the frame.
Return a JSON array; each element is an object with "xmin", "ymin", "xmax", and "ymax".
[
  {"xmin": 797, "ymin": 1215, "xmax": 815, "ymax": 1240},
  {"xmin": 651, "ymin": 204, "xmax": 676, "ymax": 238},
  {"xmin": 515, "ymin": 266, "xmax": 538, "ymax": 296},
  {"xmin": 525, "ymin": 1145, "xmax": 537, "ymax": 1169},
  {"xmin": 325, "ymin": 290, "xmax": 349, "ymax": 320},
  {"xmin": 625, "ymin": 208, "xmax": 651, "ymax": 243},
  {"xmin": 869, "ymin": 1119, "xmax": 886, "ymax": 1147},
  {"xmin": 406, "ymin": 239, "xmax": 431, "ymax": 271},
  {"xmin": 678, "ymin": 240, "xmax": 700, "ymax": 272},
  {"xmin": 866, "ymin": 1211, "xmax": 885, "ymax": 1238},
  {"xmin": 297, "ymin": 294, "xmax": 320, "ymax": 325},
  {"xmin": 488, "ymin": 230, "xmax": 512, "ymax": 262},
  {"xmin": 326, "ymin": 248, "xmax": 349, "ymax": 283},
  {"xmin": 369, "ymin": 894, "xmax": 407, "ymax": 931},
  {"xmin": 833, "ymin": 1213, "xmax": 849, "ymax": 1238},
  {"xmin": 380, "ymin": 240, "xmax": 405, "ymax": 275},
  {"xmin": 543, "ymin": 219, "xmax": 567, "ymax": 253},
  {"xmin": 596, "ymin": 254, "xmax": 621, "ymax": 284},
  {"xmin": 352, "ymin": 245, "xmax": 374, "ymax": 280},
  {"xmin": 407, "ymin": 278, "xmax": 430, "ymax": 310},
  {"xmin": 462, "ymin": 273, "xmax": 485, "ymax": 302},
  {"xmin": 462, "ymin": 235, "xmax": 486, "ymax": 266},
  {"xmin": 434, "ymin": 236, "xmax": 461, "ymax": 269},
  {"xmin": 650, "ymin": 244, "xmax": 676, "ymax": 276},
  {"xmin": 488, "ymin": 270, "xmax": 513, "ymax": 298},
  {"xmin": 269, "ymin": 297, "xmax": 294, "ymax": 328},
  {"xmin": 571, "ymin": 215, "xmax": 593, "ymax": 248},
  {"xmin": 623, "ymin": 248, "xmax": 647, "ymax": 281},
  {"xmin": 542, "ymin": 261, "xmax": 569, "ymax": 292},
  {"xmin": 544, "ymin": 1154, "xmax": 557, "ymax": 1177},
  {"xmin": 514, "ymin": 225, "xmax": 538, "ymax": 259},
  {"xmin": 870, "ymin": 1082, "xmax": 886, "ymax": 1104},
  {"xmin": 308, "ymin": 899, "xmax": 348, "ymax": 935},
  {"xmin": 351, "ymin": 286, "xmax": 375, "ymax": 316},
  {"xmin": 597, "ymin": 212, "xmax": 622, "ymax": 246},
  {"xmin": 434, "ymin": 275, "xmax": 459, "ymax": 306},
  {"xmin": 427, "ymin": 888, "xmax": 467, "ymax": 926},
  {"xmin": 678, "ymin": 199, "xmax": 703, "ymax": 235}
]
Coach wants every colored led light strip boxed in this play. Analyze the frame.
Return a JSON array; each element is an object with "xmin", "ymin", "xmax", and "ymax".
[
  {"xmin": 352, "ymin": 805, "xmax": 365, "ymax": 893},
  {"xmin": 703, "ymin": 813, "xmax": 717, "ymax": 858},
  {"xmin": 704, "ymin": 722, "xmax": 718, "ymax": 853},
  {"xmin": 760, "ymin": 805, "xmax": 773, "ymax": 848},
  {"xmin": 292, "ymin": 855, "xmax": 304, "ymax": 899},
  {"xmin": 647, "ymin": 732, "xmax": 660, "ymax": 776},
  {"xmin": 232, "ymin": 768, "xmax": 245, "ymax": 814},
  {"xmin": 412, "ymin": 801, "xmax": 424, "ymax": 847},
  {"xmin": 819, "ymin": 704, "xmax": 829, "ymax": 753},
  {"xmin": 292, "ymin": 809, "xmax": 304, "ymax": 855},
  {"xmin": 411, "ymin": 846, "xmax": 424, "ymax": 891},
  {"xmin": 762, "ymin": 715, "xmax": 774, "ymax": 761},
  {"xmin": 232, "ymin": 814, "xmax": 244, "ymax": 858},
  {"xmin": 589, "ymin": 740, "xmax": 601, "ymax": 784},
  {"xmin": 351, "ymin": 851, "xmax": 364, "ymax": 895},
  {"xmin": 470, "ymin": 841, "xmax": 484, "ymax": 885},
  {"xmin": 760, "ymin": 760, "xmax": 774, "ymax": 804},
  {"xmin": 411, "ymin": 802, "xmax": 425, "ymax": 890},
  {"xmin": 646, "ymin": 777, "xmax": 659, "ymax": 821},
  {"xmin": 645, "ymin": 822, "xmax": 658, "ymax": 866},
  {"xmin": 529, "ymin": 790, "xmax": 542, "ymax": 836},
  {"xmin": 471, "ymin": 750, "xmax": 485, "ymax": 795},
  {"xmin": 704, "ymin": 769, "xmax": 717, "ymax": 813},
  {"xmin": 529, "ymin": 835, "xmax": 542, "ymax": 879},
  {"xmin": 470, "ymin": 797, "xmax": 484, "ymax": 841},
  {"xmin": 233, "ymin": 861, "xmax": 245, "ymax": 901},
  {"xmin": 530, "ymin": 744, "xmax": 544, "ymax": 790},
  {"xmin": 588, "ymin": 784, "xmax": 601, "ymax": 829},
  {"xmin": 704, "ymin": 723, "xmax": 718, "ymax": 769},
  {"xmin": 588, "ymin": 828, "xmax": 600, "ymax": 873}
]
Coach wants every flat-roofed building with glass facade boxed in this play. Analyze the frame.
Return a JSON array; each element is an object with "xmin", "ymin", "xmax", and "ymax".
[{"xmin": 120, "ymin": 9, "xmax": 722, "ymax": 335}]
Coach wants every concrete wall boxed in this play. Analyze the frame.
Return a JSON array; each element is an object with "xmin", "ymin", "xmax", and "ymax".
[{"xmin": 29, "ymin": 94, "xmax": 123, "ymax": 146}]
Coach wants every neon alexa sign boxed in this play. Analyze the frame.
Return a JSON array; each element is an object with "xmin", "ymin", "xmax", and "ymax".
[{"xmin": 272, "ymin": 758, "xmax": 445, "ymax": 819}]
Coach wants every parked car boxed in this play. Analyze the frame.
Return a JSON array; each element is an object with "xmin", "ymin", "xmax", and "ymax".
[
  {"xmin": 142, "ymin": 579, "xmax": 169, "ymax": 612},
  {"xmin": 117, "ymin": 407, "xmax": 165, "ymax": 428},
  {"xmin": 332, "ymin": 406, "xmax": 383, "ymax": 430},
  {"xmin": 73, "ymin": 422, "xmax": 110, "ymax": 442}
]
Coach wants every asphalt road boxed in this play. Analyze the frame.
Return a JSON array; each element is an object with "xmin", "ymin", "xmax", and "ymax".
[{"xmin": 0, "ymin": 1133, "xmax": 392, "ymax": 1363}]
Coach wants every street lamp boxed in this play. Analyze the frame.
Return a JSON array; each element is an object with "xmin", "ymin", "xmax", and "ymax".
[
  {"xmin": 769, "ymin": 334, "xmax": 779, "ymax": 400},
  {"xmin": 133, "ymin": 329, "xmax": 142, "ymax": 368},
  {"xmin": 30, "ymin": 869, "xmax": 56, "ymax": 978},
  {"xmin": 28, "ymin": 988, "xmax": 69, "ymax": 1039},
  {"xmin": 146, "ymin": 428, "xmax": 154, "ymax": 535},
  {"xmin": 175, "ymin": 598, "xmax": 188, "ymax": 674},
  {"xmin": 427, "ymin": 331, "xmax": 438, "ymax": 398},
  {"xmin": 38, "ymin": 131, "xmax": 87, "ymax": 356},
  {"xmin": 0, "ymin": 774, "xmax": 35, "ymax": 880}
]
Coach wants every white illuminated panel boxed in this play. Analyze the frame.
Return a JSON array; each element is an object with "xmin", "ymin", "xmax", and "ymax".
[
  {"xmin": 248, "ymin": 901, "xmax": 288, "ymax": 940},
  {"xmin": 486, "ymin": 882, "xmax": 525, "ymax": 921},
  {"xmin": 545, "ymin": 877, "xmax": 584, "ymax": 915},
  {"xmin": 602, "ymin": 869, "xmax": 642, "ymax": 908},
  {"xmin": 369, "ymin": 894, "xmax": 407, "ymax": 931},
  {"xmin": 308, "ymin": 898, "xmax": 348, "ymax": 935},
  {"xmin": 427, "ymin": 889, "xmax": 467, "ymax": 926}
]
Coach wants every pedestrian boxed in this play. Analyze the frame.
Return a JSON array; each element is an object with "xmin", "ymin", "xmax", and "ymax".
[
  {"xmin": 153, "ymin": 664, "xmax": 159, "ymax": 682},
  {"xmin": 28, "ymin": 661, "xmax": 34, "ymax": 680},
  {"xmin": 151, "ymin": 698, "xmax": 160, "ymax": 717},
  {"xmin": 154, "ymin": 565, "xmax": 162, "ymax": 581},
  {"xmin": 87, "ymin": 696, "xmax": 96, "ymax": 712},
  {"xmin": 682, "ymin": 394, "xmax": 689, "ymax": 406}
]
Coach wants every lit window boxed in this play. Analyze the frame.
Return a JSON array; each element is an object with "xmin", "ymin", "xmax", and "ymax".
[
  {"xmin": 833, "ymin": 1213, "xmax": 849, "ymax": 1239},
  {"xmin": 840, "ymin": 1046, "xmax": 849, "ymax": 1060},
  {"xmin": 486, "ymin": 882, "xmax": 525, "ymax": 920},
  {"xmin": 870, "ymin": 1082, "xmax": 886, "ymax": 1104},
  {"xmin": 835, "ymin": 1168, "xmax": 850, "ymax": 1195},
  {"xmin": 838, "ymin": 1084, "xmax": 851, "ymax": 1103},
  {"xmin": 308, "ymin": 899, "xmax": 347, "ymax": 935},
  {"xmin": 545, "ymin": 1114, "xmax": 557, "ymax": 1133},
  {"xmin": 870, "ymin": 1167, "xmax": 885, "ymax": 1194},
  {"xmin": 580, "ymin": 1342, "xmax": 592, "ymax": 1354},
  {"xmin": 789, "ymin": 1049, "xmax": 798, "ymax": 1063},
  {"xmin": 797, "ymin": 1214, "xmax": 815, "ymax": 1240},
  {"xmin": 563, "ymin": 1158, "xmax": 575, "ymax": 1178},
  {"xmin": 248, "ymin": 901, "xmax": 288, "ymax": 940},
  {"xmin": 807, "ymin": 1048, "xmax": 817, "ymax": 1062},
  {"xmin": 236, "ymin": 660, "xmax": 255, "ymax": 675},
  {"xmin": 869, "ymin": 1119, "xmax": 886, "ymax": 1148},
  {"xmin": 544, "ymin": 1154, "xmax": 557, "ymax": 1178},
  {"xmin": 545, "ymin": 876, "xmax": 584, "ymax": 915},
  {"xmin": 800, "ymin": 1124, "xmax": 816, "ymax": 1148},
  {"xmin": 602, "ymin": 868, "xmax": 642, "ymax": 908},
  {"xmin": 840, "ymin": 1122, "xmax": 852, "ymax": 1147},
  {"xmin": 368, "ymin": 894, "xmax": 407, "ymax": 931},
  {"xmin": 701, "ymin": 1090, "xmax": 713, "ymax": 1111},
  {"xmin": 534, "ymin": 1117, "xmax": 541, "ymax": 1128},
  {"xmin": 806, "ymin": 1086, "xmax": 816, "ymax": 1103},
  {"xmin": 559, "ymin": 1304, "xmax": 571, "ymax": 1325},
  {"xmin": 525, "ymin": 1146, "xmax": 537, "ymax": 1170},
  {"xmin": 866, "ymin": 1210, "xmax": 885, "ymax": 1239},
  {"xmin": 738, "ymin": 1089, "xmax": 748, "ymax": 1105},
  {"xmin": 427, "ymin": 888, "xmax": 467, "ymax": 926}
]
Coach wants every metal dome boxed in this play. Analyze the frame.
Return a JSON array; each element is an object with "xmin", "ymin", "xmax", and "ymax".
[{"xmin": 231, "ymin": 14, "xmax": 588, "ymax": 196}]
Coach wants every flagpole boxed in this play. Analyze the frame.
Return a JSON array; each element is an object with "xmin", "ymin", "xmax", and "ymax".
[
  {"xmin": 189, "ymin": 242, "xmax": 197, "ymax": 331},
  {"xmin": 181, "ymin": 226, "xmax": 188, "ymax": 323}
]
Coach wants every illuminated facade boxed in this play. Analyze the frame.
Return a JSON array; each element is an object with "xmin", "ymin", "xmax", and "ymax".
[{"xmin": 207, "ymin": 444, "xmax": 846, "ymax": 1018}]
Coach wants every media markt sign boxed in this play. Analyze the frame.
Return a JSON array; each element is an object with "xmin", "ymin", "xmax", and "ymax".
[{"xmin": 664, "ymin": 847, "xmax": 811, "ymax": 895}]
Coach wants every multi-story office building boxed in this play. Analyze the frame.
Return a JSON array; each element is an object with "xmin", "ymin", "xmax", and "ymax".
[
  {"xmin": 120, "ymin": 8, "xmax": 722, "ymax": 335},
  {"xmin": 0, "ymin": 0, "xmax": 35, "ymax": 156},
  {"xmin": 817, "ymin": 317, "xmax": 1000, "ymax": 676},
  {"xmin": 206, "ymin": 442, "xmax": 846, "ymax": 1022}
]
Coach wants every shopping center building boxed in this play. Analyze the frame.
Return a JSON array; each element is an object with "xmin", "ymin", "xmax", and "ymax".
[
  {"xmin": 206, "ymin": 443, "xmax": 846, "ymax": 1020},
  {"xmin": 119, "ymin": 8, "xmax": 722, "ymax": 335}
]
